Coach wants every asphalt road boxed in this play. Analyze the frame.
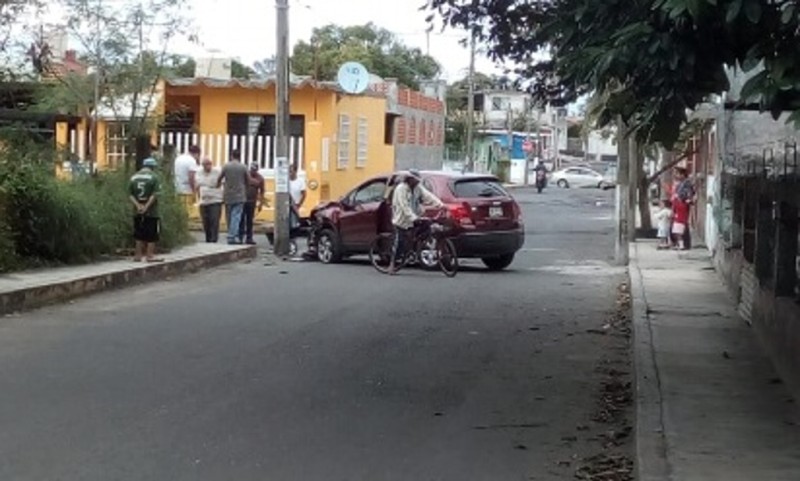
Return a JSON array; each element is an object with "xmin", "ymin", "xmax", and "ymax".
[{"xmin": 0, "ymin": 186, "xmax": 631, "ymax": 481}]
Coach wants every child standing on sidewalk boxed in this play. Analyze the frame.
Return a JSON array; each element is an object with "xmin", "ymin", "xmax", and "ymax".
[
  {"xmin": 654, "ymin": 199, "xmax": 673, "ymax": 249},
  {"xmin": 671, "ymin": 198, "xmax": 689, "ymax": 250}
]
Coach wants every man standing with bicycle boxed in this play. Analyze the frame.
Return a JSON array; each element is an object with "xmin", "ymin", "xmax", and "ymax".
[{"xmin": 388, "ymin": 170, "xmax": 444, "ymax": 275}]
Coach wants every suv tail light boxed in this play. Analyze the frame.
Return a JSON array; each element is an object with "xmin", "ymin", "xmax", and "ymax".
[{"xmin": 448, "ymin": 202, "xmax": 473, "ymax": 225}]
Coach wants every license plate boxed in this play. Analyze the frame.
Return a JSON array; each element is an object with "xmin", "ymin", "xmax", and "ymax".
[{"xmin": 489, "ymin": 206, "xmax": 503, "ymax": 218}]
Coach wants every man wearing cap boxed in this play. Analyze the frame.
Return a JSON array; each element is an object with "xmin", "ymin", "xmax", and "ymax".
[
  {"xmin": 129, "ymin": 158, "xmax": 163, "ymax": 262},
  {"xmin": 388, "ymin": 170, "xmax": 444, "ymax": 274},
  {"xmin": 239, "ymin": 163, "xmax": 265, "ymax": 245}
]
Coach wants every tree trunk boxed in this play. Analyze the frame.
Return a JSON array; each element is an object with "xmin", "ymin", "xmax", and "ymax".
[
  {"xmin": 615, "ymin": 118, "xmax": 630, "ymax": 265},
  {"xmin": 638, "ymin": 172, "xmax": 653, "ymax": 231}
]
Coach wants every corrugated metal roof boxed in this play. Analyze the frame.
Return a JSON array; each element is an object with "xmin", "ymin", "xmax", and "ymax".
[
  {"xmin": 166, "ymin": 75, "xmax": 329, "ymax": 90},
  {"xmin": 164, "ymin": 76, "xmax": 390, "ymax": 99},
  {"xmin": 165, "ymin": 74, "xmax": 334, "ymax": 90}
]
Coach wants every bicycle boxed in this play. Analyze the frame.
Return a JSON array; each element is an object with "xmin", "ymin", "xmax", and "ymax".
[{"xmin": 369, "ymin": 212, "xmax": 459, "ymax": 277}]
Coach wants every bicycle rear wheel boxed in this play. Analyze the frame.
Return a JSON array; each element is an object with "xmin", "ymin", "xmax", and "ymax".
[
  {"xmin": 437, "ymin": 238, "xmax": 459, "ymax": 277},
  {"xmin": 369, "ymin": 234, "xmax": 395, "ymax": 274}
]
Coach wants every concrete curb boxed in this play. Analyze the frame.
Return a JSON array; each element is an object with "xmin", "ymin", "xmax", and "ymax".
[
  {"xmin": 0, "ymin": 246, "xmax": 256, "ymax": 316},
  {"xmin": 629, "ymin": 242, "xmax": 672, "ymax": 481}
]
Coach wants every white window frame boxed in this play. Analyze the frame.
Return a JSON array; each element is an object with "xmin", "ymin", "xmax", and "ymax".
[
  {"xmin": 337, "ymin": 114, "xmax": 351, "ymax": 169},
  {"xmin": 491, "ymin": 96, "xmax": 510, "ymax": 111},
  {"xmin": 106, "ymin": 121, "xmax": 128, "ymax": 168},
  {"xmin": 356, "ymin": 116, "xmax": 368, "ymax": 168}
]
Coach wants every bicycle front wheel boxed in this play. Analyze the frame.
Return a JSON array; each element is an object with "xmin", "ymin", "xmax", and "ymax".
[
  {"xmin": 437, "ymin": 238, "xmax": 459, "ymax": 277},
  {"xmin": 369, "ymin": 234, "xmax": 395, "ymax": 274}
]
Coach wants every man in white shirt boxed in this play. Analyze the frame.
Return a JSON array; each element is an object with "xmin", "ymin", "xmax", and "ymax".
[
  {"xmin": 194, "ymin": 157, "xmax": 223, "ymax": 243},
  {"xmin": 389, "ymin": 170, "xmax": 444, "ymax": 274},
  {"xmin": 174, "ymin": 145, "xmax": 200, "ymax": 208},
  {"xmin": 289, "ymin": 164, "xmax": 306, "ymax": 229}
]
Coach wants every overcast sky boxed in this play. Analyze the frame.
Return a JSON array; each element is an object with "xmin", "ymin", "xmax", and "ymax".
[{"xmin": 179, "ymin": 0, "xmax": 502, "ymax": 81}]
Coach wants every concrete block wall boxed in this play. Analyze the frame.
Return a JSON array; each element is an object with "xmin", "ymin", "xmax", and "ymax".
[
  {"xmin": 722, "ymin": 110, "xmax": 800, "ymax": 172},
  {"xmin": 713, "ymin": 97, "xmax": 800, "ymax": 400}
]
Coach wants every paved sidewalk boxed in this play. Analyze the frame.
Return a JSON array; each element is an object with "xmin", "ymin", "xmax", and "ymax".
[
  {"xmin": 0, "ymin": 243, "xmax": 256, "ymax": 315},
  {"xmin": 630, "ymin": 241, "xmax": 800, "ymax": 481}
]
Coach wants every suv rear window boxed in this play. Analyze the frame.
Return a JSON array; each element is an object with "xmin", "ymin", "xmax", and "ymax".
[{"xmin": 452, "ymin": 178, "xmax": 509, "ymax": 198}]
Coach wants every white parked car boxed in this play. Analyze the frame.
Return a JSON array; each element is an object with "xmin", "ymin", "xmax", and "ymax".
[{"xmin": 551, "ymin": 167, "xmax": 612, "ymax": 189}]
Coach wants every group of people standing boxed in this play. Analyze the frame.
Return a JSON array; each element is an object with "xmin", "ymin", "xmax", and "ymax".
[
  {"xmin": 173, "ymin": 146, "xmax": 307, "ymax": 245},
  {"xmin": 654, "ymin": 167, "xmax": 696, "ymax": 250},
  {"xmin": 126, "ymin": 146, "xmax": 307, "ymax": 261},
  {"xmin": 174, "ymin": 146, "xmax": 265, "ymax": 245}
]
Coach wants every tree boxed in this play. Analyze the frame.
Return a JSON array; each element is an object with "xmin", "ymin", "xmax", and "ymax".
[
  {"xmin": 446, "ymin": 72, "xmax": 493, "ymax": 112},
  {"xmin": 0, "ymin": 0, "xmax": 42, "ymax": 80},
  {"xmin": 291, "ymin": 23, "xmax": 442, "ymax": 89},
  {"xmin": 231, "ymin": 59, "xmax": 255, "ymax": 80},
  {"xmin": 567, "ymin": 122, "xmax": 582, "ymax": 139},
  {"xmin": 52, "ymin": 0, "xmax": 195, "ymax": 171},
  {"xmin": 427, "ymin": 0, "xmax": 800, "ymax": 148},
  {"xmin": 252, "ymin": 57, "xmax": 276, "ymax": 78},
  {"xmin": 443, "ymin": 72, "xmax": 494, "ymax": 153}
]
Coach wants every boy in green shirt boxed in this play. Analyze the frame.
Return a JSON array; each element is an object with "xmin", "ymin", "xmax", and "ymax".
[{"xmin": 128, "ymin": 158, "xmax": 163, "ymax": 262}]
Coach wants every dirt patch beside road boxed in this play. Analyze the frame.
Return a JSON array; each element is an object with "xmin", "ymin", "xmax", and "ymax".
[{"xmin": 575, "ymin": 282, "xmax": 635, "ymax": 481}]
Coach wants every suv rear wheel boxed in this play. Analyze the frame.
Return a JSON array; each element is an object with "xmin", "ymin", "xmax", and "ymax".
[
  {"xmin": 317, "ymin": 228, "xmax": 343, "ymax": 264},
  {"xmin": 482, "ymin": 253, "xmax": 515, "ymax": 271}
]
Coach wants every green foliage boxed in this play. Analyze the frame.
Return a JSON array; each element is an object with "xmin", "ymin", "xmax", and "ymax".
[
  {"xmin": 567, "ymin": 122, "xmax": 583, "ymax": 139},
  {"xmin": 446, "ymin": 72, "xmax": 500, "ymax": 112},
  {"xmin": 291, "ymin": 23, "xmax": 442, "ymax": 89},
  {"xmin": 445, "ymin": 114, "xmax": 468, "ymax": 149},
  {"xmin": 428, "ymin": 0, "xmax": 800, "ymax": 148},
  {"xmin": 0, "ymin": 188, "xmax": 16, "ymax": 271},
  {"xmin": 41, "ymin": 0, "xmax": 196, "ymax": 145},
  {"xmin": 0, "ymin": 139, "xmax": 190, "ymax": 272},
  {"xmin": 32, "ymin": 74, "xmax": 95, "ymax": 116}
]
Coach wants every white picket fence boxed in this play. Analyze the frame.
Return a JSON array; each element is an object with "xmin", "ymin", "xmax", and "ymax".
[
  {"xmin": 67, "ymin": 128, "xmax": 89, "ymax": 161},
  {"xmin": 63, "ymin": 129, "xmax": 304, "ymax": 172},
  {"xmin": 159, "ymin": 132, "xmax": 305, "ymax": 170}
]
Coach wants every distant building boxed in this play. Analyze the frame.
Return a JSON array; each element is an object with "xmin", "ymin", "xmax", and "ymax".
[
  {"xmin": 584, "ymin": 129, "xmax": 618, "ymax": 163},
  {"xmin": 375, "ymin": 77, "xmax": 446, "ymax": 171},
  {"xmin": 194, "ymin": 54, "xmax": 232, "ymax": 80},
  {"xmin": 45, "ymin": 50, "xmax": 88, "ymax": 78},
  {"xmin": 474, "ymin": 88, "xmax": 569, "ymax": 158}
]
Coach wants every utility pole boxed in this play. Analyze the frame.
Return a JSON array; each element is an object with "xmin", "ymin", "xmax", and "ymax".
[
  {"xmin": 274, "ymin": 0, "xmax": 291, "ymax": 257},
  {"xmin": 615, "ymin": 118, "xmax": 630, "ymax": 265},
  {"xmin": 426, "ymin": 29, "xmax": 431, "ymax": 56},
  {"xmin": 507, "ymin": 107, "xmax": 513, "ymax": 180},
  {"xmin": 88, "ymin": 0, "xmax": 102, "ymax": 175},
  {"xmin": 465, "ymin": 31, "xmax": 476, "ymax": 172},
  {"xmin": 524, "ymin": 108, "xmax": 532, "ymax": 186}
]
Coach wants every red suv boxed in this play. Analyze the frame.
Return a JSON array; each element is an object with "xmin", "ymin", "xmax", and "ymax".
[{"xmin": 309, "ymin": 171, "xmax": 525, "ymax": 270}]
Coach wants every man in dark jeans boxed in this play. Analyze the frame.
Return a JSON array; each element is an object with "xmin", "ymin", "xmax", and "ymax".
[
  {"xmin": 195, "ymin": 158, "xmax": 223, "ymax": 242},
  {"xmin": 239, "ymin": 163, "xmax": 265, "ymax": 245}
]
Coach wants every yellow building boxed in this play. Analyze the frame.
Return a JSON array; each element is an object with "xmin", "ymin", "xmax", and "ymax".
[
  {"xmin": 159, "ymin": 76, "xmax": 398, "ymax": 220},
  {"xmin": 61, "ymin": 75, "xmax": 446, "ymax": 222}
]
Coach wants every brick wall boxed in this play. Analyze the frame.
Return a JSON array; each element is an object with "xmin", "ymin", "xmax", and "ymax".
[{"xmin": 394, "ymin": 87, "xmax": 445, "ymax": 171}]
